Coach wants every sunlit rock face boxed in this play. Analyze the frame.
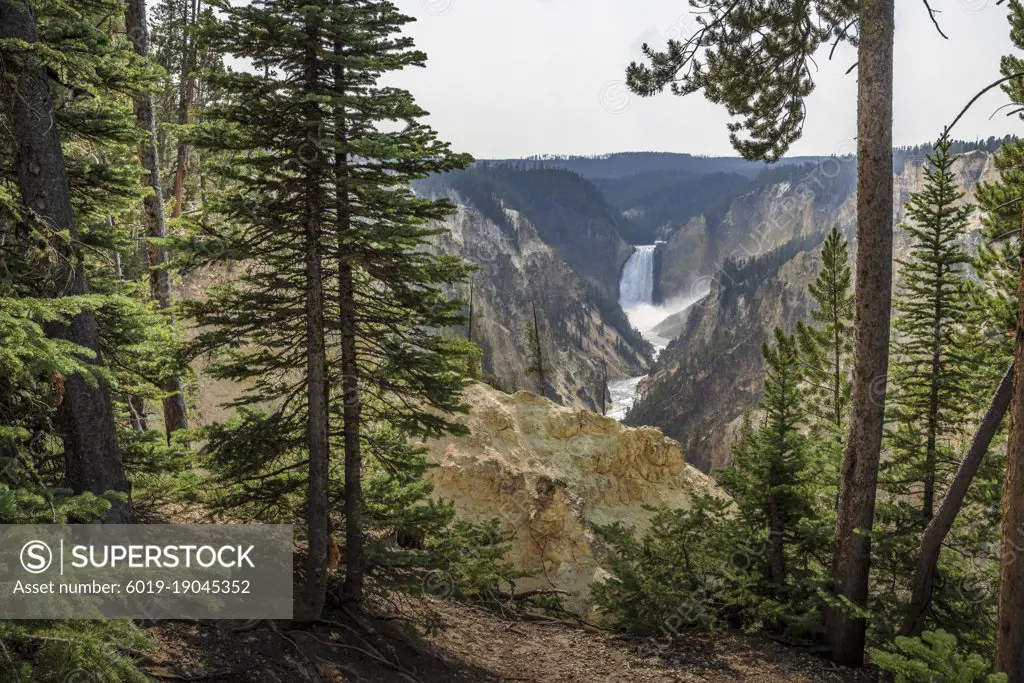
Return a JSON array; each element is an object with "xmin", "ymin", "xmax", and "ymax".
[
  {"xmin": 421, "ymin": 382, "xmax": 726, "ymax": 614},
  {"xmin": 427, "ymin": 192, "xmax": 653, "ymax": 412},
  {"xmin": 632, "ymin": 150, "xmax": 999, "ymax": 472}
]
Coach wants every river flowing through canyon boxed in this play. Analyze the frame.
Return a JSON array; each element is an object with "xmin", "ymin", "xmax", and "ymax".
[{"xmin": 607, "ymin": 244, "xmax": 700, "ymax": 420}]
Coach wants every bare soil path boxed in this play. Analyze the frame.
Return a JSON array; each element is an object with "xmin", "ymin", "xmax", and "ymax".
[{"xmin": 146, "ymin": 598, "xmax": 881, "ymax": 683}]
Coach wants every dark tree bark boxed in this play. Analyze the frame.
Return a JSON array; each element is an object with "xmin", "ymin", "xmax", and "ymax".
[
  {"xmin": 0, "ymin": 0, "xmax": 132, "ymax": 523},
  {"xmin": 922, "ymin": 300, "xmax": 943, "ymax": 522},
  {"xmin": 170, "ymin": 0, "xmax": 199, "ymax": 220},
  {"xmin": 297, "ymin": 15, "xmax": 331, "ymax": 622},
  {"xmin": 125, "ymin": 0, "xmax": 189, "ymax": 439},
  {"xmin": 826, "ymin": 0, "xmax": 894, "ymax": 666},
  {"xmin": 332, "ymin": 34, "xmax": 363, "ymax": 603},
  {"xmin": 902, "ymin": 363, "xmax": 1013, "ymax": 637},
  {"xmin": 340, "ymin": 260, "xmax": 364, "ymax": 602},
  {"xmin": 997, "ymin": 208, "xmax": 1024, "ymax": 679}
]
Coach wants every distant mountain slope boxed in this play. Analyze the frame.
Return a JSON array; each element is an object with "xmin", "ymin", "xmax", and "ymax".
[
  {"xmin": 628, "ymin": 148, "xmax": 1001, "ymax": 472},
  {"xmin": 415, "ymin": 170, "xmax": 653, "ymax": 412},
  {"xmin": 428, "ymin": 164, "xmax": 638, "ymax": 296},
  {"xmin": 596, "ymin": 171, "xmax": 753, "ymax": 243}
]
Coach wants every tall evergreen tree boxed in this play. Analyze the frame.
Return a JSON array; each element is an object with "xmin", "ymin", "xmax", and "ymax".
[
  {"xmin": 796, "ymin": 227, "xmax": 854, "ymax": 436},
  {"xmin": 720, "ymin": 329, "xmax": 812, "ymax": 590},
  {"xmin": 884, "ymin": 135, "xmax": 973, "ymax": 524},
  {"xmin": 709, "ymin": 329, "xmax": 837, "ymax": 642},
  {"xmin": 624, "ymin": 0, "xmax": 899, "ymax": 663},
  {"xmin": 0, "ymin": 0, "xmax": 141, "ymax": 522},
  {"xmin": 873, "ymin": 137, "xmax": 985, "ymax": 649},
  {"xmin": 993, "ymin": 3, "xmax": 1024, "ymax": 675},
  {"xmin": 526, "ymin": 301, "xmax": 547, "ymax": 399},
  {"xmin": 187, "ymin": 0, "xmax": 473, "ymax": 615},
  {"xmin": 125, "ymin": 0, "xmax": 189, "ymax": 438}
]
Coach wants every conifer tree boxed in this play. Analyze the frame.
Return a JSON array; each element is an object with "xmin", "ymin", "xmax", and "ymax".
[
  {"xmin": 796, "ymin": 227, "xmax": 854, "ymax": 436},
  {"xmin": 625, "ymin": 0, "xmax": 900, "ymax": 662},
  {"xmin": 991, "ymin": 3, "xmax": 1024, "ymax": 674},
  {"xmin": 872, "ymin": 137, "xmax": 986, "ymax": 648},
  {"xmin": 0, "ymin": 0, "xmax": 140, "ymax": 522},
  {"xmin": 125, "ymin": 0, "xmax": 189, "ymax": 438},
  {"xmin": 187, "ymin": 0, "xmax": 473, "ymax": 614},
  {"xmin": 526, "ymin": 301, "xmax": 547, "ymax": 398},
  {"xmin": 720, "ymin": 329, "xmax": 811, "ymax": 590},
  {"xmin": 884, "ymin": 135, "xmax": 973, "ymax": 524}
]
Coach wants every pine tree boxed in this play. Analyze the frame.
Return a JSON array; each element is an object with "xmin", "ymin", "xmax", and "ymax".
[
  {"xmin": 796, "ymin": 227, "xmax": 854, "ymax": 436},
  {"xmin": 187, "ymin": 0, "xmax": 474, "ymax": 615},
  {"xmin": 993, "ymin": 3, "xmax": 1024, "ymax": 674},
  {"xmin": 872, "ymin": 138, "xmax": 985, "ymax": 649},
  {"xmin": 721, "ymin": 329, "xmax": 810, "ymax": 589},
  {"xmin": 626, "ymin": 0, "xmax": 897, "ymax": 662},
  {"xmin": 526, "ymin": 301, "xmax": 547, "ymax": 398},
  {"xmin": 883, "ymin": 135, "xmax": 973, "ymax": 525},
  {"xmin": 0, "ymin": 0, "xmax": 179, "ymax": 675},
  {"xmin": 0, "ymin": 0, "xmax": 143, "ymax": 522},
  {"xmin": 125, "ymin": 0, "xmax": 189, "ymax": 439},
  {"xmin": 715, "ymin": 329, "xmax": 832, "ymax": 639}
]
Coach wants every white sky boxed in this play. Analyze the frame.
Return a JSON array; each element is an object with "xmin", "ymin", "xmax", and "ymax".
[{"xmin": 386, "ymin": 0, "xmax": 1019, "ymax": 159}]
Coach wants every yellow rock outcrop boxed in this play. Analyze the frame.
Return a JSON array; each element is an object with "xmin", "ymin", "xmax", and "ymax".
[{"xmin": 422, "ymin": 382, "xmax": 727, "ymax": 612}]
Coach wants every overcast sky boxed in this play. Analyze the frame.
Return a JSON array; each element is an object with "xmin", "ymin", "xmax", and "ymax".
[{"xmin": 385, "ymin": 0, "xmax": 1018, "ymax": 159}]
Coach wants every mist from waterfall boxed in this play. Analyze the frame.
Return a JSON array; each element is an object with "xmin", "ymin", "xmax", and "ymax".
[
  {"xmin": 618, "ymin": 244, "xmax": 701, "ymax": 349},
  {"xmin": 608, "ymin": 244, "xmax": 703, "ymax": 420}
]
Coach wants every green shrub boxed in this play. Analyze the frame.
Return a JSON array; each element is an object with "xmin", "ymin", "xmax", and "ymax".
[
  {"xmin": 868, "ymin": 630, "xmax": 1006, "ymax": 683},
  {"xmin": 590, "ymin": 494, "xmax": 733, "ymax": 635}
]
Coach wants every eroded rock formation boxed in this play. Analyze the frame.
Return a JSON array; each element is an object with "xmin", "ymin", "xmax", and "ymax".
[{"xmin": 422, "ymin": 382, "xmax": 726, "ymax": 612}]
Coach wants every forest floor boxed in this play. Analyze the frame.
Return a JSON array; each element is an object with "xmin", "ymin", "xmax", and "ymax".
[{"xmin": 143, "ymin": 597, "xmax": 884, "ymax": 683}]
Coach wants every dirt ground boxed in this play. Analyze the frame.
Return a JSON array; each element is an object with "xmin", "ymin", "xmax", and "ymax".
[{"xmin": 144, "ymin": 597, "xmax": 883, "ymax": 683}]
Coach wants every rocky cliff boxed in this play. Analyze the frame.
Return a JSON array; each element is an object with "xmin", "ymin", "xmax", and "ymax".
[
  {"xmin": 630, "ymin": 148, "xmax": 1001, "ymax": 472},
  {"xmin": 419, "ymin": 169, "xmax": 654, "ymax": 412},
  {"xmin": 422, "ymin": 382, "xmax": 726, "ymax": 613}
]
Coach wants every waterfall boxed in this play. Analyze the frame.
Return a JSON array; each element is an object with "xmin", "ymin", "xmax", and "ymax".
[
  {"xmin": 608, "ymin": 244, "xmax": 660, "ymax": 421},
  {"xmin": 608, "ymin": 244, "xmax": 705, "ymax": 421},
  {"xmin": 618, "ymin": 245, "xmax": 657, "ymax": 308}
]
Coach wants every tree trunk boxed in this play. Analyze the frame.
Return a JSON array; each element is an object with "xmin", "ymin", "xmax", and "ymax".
[
  {"xmin": 768, "ymin": 464, "xmax": 786, "ymax": 586},
  {"xmin": 170, "ymin": 0, "xmax": 198, "ymax": 219},
  {"xmin": 126, "ymin": 0, "xmax": 189, "ymax": 440},
  {"xmin": 333, "ymin": 46, "xmax": 364, "ymax": 604},
  {"xmin": 996, "ymin": 207, "xmax": 1024, "ymax": 679},
  {"xmin": 298, "ymin": 15, "xmax": 330, "ymax": 622},
  {"xmin": 902, "ymin": 362, "xmax": 1013, "ymax": 637},
  {"xmin": 826, "ymin": 0, "xmax": 894, "ymax": 666},
  {"xmin": 0, "ymin": 0, "xmax": 132, "ymax": 523},
  {"xmin": 129, "ymin": 396, "xmax": 148, "ymax": 432},
  {"xmin": 532, "ymin": 302, "xmax": 546, "ymax": 398},
  {"xmin": 833, "ymin": 306, "xmax": 843, "ymax": 432},
  {"xmin": 340, "ymin": 261, "xmax": 363, "ymax": 603},
  {"xmin": 922, "ymin": 283, "xmax": 944, "ymax": 522}
]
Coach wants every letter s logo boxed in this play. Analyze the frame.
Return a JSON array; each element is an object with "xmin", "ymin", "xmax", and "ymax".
[{"xmin": 20, "ymin": 541, "xmax": 52, "ymax": 574}]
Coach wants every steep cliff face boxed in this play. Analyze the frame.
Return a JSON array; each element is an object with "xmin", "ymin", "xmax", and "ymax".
[
  {"xmin": 422, "ymin": 382, "xmax": 726, "ymax": 613},
  {"xmin": 433, "ymin": 166, "xmax": 637, "ymax": 301},
  {"xmin": 430, "ymin": 190, "xmax": 652, "ymax": 412},
  {"xmin": 658, "ymin": 158, "xmax": 858, "ymax": 301},
  {"xmin": 630, "ymin": 150, "xmax": 1000, "ymax": 472}
]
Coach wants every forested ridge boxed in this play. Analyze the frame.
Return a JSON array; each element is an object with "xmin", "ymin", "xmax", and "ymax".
[{"xmin": 3, "ymin": 0, "xmax": 1024, "ymax": 681}]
